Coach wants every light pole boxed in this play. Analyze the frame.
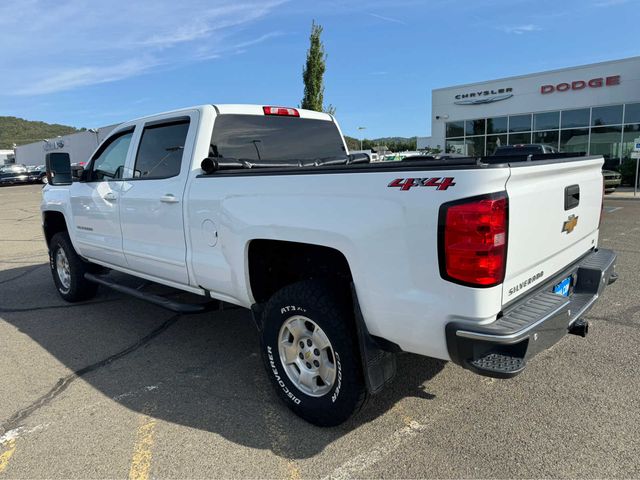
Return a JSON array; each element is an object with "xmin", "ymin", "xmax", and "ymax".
[{"xmin": 357, "ymin": 126, "xmax": 366, "ymax": 150}]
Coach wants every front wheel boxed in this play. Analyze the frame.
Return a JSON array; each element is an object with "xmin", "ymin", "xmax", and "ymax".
[
  {"xmin": 260, "ymin": 280, "xmax": 367, "ymax": 427},
  {"xmin": 49, "ymin": 232, "xmax": 99, "ymax": 302}
]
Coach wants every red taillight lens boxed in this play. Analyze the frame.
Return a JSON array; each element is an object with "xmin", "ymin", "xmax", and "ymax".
[
  {"xmin": 263, "ymin": 106, "xmax": 300, "ymax": 117},
  {"xmin": 439, "ymin": 193, "xmax": 508, "ymax": 287}
]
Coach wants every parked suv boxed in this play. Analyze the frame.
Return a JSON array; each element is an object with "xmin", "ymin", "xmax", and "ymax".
[{"xmin": 493, "ymin": 144, "xmax": 559, "ymax": 156}]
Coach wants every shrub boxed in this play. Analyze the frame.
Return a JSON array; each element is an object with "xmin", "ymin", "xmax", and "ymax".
[{"xmin": 620, "ymin": 158, "xmax": 640, "ymax": 187}]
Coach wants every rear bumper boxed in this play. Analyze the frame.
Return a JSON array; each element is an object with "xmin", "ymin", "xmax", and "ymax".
[{"xmin": 445, "ymin": 248, "xmax": 617, "ymax": 378}]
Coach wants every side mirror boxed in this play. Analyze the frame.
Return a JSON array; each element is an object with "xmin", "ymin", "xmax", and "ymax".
[{"xmin": 46, "ymin": 152, "xmax": 72, "ymax": 185}]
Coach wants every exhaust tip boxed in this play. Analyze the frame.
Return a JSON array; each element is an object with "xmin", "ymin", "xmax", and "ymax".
[{"xmin": 569, "ymin": 319, "xmax": 589, "ymax": 338}]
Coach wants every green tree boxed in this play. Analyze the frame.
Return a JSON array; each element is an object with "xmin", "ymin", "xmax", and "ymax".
[{"xmin": 301, "ymin": 21, "xmax": 334, "ymax": 114}]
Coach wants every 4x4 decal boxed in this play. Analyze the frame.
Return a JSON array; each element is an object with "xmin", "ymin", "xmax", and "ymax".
[{"xmin": 388, "ymin": 177, "xmax": 456, "ymax": 191}]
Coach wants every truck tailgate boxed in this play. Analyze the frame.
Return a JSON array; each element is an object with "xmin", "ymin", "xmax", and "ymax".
[{"xmin": 503, "ymin": 157, "xmax": 604, "ymax": 304}]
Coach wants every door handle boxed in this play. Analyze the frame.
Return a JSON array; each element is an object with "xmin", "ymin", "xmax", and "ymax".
[
  {"xmin": 160, "ymin": 194, "xmax": 179, "ymax": 204},
  {"xmin": 102, "ymin": 192, "xmax": 117, "ymax": 202}
]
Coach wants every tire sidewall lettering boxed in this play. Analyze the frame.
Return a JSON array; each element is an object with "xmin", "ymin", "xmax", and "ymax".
[
  {"xmin": 331, "ymin": 352, "xmax": 342, "ymax": 403},
  {"xmin": 267, "ymin": 345, "xmax": 302, "ymax": 405},
  {"xmin": 280, "ymin": 305, "xmax": 307, "ymax": 315}
]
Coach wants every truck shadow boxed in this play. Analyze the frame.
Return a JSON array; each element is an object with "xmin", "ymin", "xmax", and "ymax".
[{"xmin": 0, "ymin": 263, "xmax": 446, "ymax": 460}]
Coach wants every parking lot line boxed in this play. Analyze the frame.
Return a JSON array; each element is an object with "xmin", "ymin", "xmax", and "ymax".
[
  {"xmin": 128, "ymin": 414, "xmax": 157, "ymax": 480},
  {"xmin": 0, "ymin": 439, "xmax": 16, "ymax": 474}
]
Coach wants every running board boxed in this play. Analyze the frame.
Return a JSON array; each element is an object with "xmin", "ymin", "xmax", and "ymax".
[{"xmin": 84, "ymin": 273, "xmax": 217, "ymax": 314}]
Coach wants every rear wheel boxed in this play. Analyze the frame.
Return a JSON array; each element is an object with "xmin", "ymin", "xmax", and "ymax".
[
  {"xmin": 49, "ymin": 232, "xmax": 99, "ymax": 302},
  {"xmin": 260, "ymin": 280, "xmax": 367, "ymax": 426}
]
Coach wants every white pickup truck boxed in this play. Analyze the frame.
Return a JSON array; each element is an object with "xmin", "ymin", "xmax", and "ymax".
[{"xmin": 42, "ymin": 104, "xmax": 617, "ymax": 426}]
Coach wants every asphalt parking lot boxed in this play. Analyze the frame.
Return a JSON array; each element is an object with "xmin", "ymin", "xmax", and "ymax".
[{"xmin": 0, "ymin": 184, "xmax": 639, "ymax": 479}]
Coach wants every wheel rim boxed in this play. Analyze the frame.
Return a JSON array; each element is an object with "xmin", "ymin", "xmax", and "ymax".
[
  {"xmin": 278, "ymin": 315, "xmax": 337, "ymax": 397},
  {"xmin": 55, "ymin": 247, "xmax": 71, "ymax": 292}
]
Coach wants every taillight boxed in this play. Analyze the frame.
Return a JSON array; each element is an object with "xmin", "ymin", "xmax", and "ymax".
[
  {"xmin": 263, "ymin": 106, "xmax": 300, "ymax": 117},
  {"xmin": 438, "ymin": 192, "xmax": 508, "ymax": 287}
]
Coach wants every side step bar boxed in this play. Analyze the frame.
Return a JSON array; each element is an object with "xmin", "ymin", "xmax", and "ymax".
[{"xmin": 84, "ymin": 273, "xmax": 217, "ymax": 314}]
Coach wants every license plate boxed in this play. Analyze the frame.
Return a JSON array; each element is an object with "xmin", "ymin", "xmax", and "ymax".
[{"xmin": 553, "ymin": 276, "xmax": 571, "ymax": 297}]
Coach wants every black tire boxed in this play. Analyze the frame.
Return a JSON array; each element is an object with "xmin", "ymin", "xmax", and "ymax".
[
  {"xmin": 260, "ymin": 280, "xmax": 367, "ymax": 427},
  {"xmin": 49, "ymin": 232, "xmax": 99, "ymax": 302}
]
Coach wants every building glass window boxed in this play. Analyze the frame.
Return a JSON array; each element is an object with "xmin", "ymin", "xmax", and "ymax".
[
  {"xmin": 486, "ymin": 135, "xmax": 507, "ymax": 155},
  {"xmin": 591, "ymin": 105, "xmax": 623, "ymax": 126},
  {"xmin": 534, "ymin": 111, "xmax": 559, "ymax": 131},
  {"xmin": 589, "ymin": 126, "xmax": 622, "ymax": 164},
  {"xmin": 624, "ymin": 103, "xmax": 640, "ymax": 124},
  {"xmin": 561, "ymin": 109, "xmax": 590, "ymax": 129},
  {"xmin": 560, "ymin": 128, "xmax": 589, "ymax": 154},
  {"xmin": 622, "ymin": 124, "xmax": 640, "ymax": 161},
  {"xmin": 508, "ymin": 114, "xmax": 532, "ymax": 133},
  {"xmin": 487, "ymin": 117, "xmax": 508, "ymax": 134},
  {"xmin": 533, "ymin": 130, "xmax": 559, "ymax": 149},
  {"xmin": 446, "ymin": 121, "xmax": 464, "ymax": 138},
  {"xmin": 465, "ymin": 119, "xmax": 486, "ymax": 136},
  {"xmin": 445, "ymin": 138, "xmax": 465, "ymax": 154},
  {"xmin": 508, "ymin": 132, "xmax": 532, "ymax": 145},
  {"xmin": 465, "ymin": 136, "xmax": 485, "ymax": 156}
]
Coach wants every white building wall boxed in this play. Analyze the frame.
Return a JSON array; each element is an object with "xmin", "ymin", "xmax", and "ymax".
[
  {"xmin": 430, "ymin": 56, "xmax": 640, "ymax": 148},
  {"xmin": 15, "ymin": 124, "xmax": 119, "ymax": 167}
]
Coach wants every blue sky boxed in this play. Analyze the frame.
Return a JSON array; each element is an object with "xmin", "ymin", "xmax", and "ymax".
[{"xmin": 1, "ymin": 0, "xmax": 638, "ymax": 139}]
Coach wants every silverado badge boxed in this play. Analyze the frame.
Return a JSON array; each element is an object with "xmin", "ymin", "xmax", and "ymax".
[{"xmin": 562, "ymin": 214, "xmax": 579, "ymax": 234}]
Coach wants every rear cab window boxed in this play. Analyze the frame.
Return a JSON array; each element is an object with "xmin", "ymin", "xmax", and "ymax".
[
  {"xmin": 209, "ymin": 114, "xmax": 345, "ymax": 164},
  {"xmin": 133, "ymin": 120, "xmax": 190, "ymax": 179}
]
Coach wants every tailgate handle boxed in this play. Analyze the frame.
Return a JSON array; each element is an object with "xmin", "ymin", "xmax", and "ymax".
[{"xmin": 565, "ymin": 185, "xmax": 580, "ymax": 210}]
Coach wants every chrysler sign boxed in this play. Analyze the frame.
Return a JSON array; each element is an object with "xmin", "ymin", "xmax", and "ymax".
[
  {"xmin": 541, "ymin": 75, "xmax": 620, "ymax": 94},
  {"xmin": 454, "ymin": 87, "xmax": 513, "ymax": 105}
]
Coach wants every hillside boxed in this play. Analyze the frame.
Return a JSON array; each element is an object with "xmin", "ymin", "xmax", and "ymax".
[
  {"xmin": 344, "ymin": 135, "xmax": 417, "ymax": 152},
  {"xmin": 0, "ymin": 116, "xmax": 82, "ymax": 149}
]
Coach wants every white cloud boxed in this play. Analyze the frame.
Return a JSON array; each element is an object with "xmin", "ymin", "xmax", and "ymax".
[
  {"xmin": 498, "ymin": 24, "xmax": 542, "ymax": 34},
  {"xmin": 368, "ymin": 13, "xmax": 407, "ymax": 25},
  {"xmin": 0, "ymin": 0, "xmax": 286, "ymax": 96}
]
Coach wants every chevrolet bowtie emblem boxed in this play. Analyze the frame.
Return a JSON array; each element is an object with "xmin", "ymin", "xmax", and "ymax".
[{"xmin": 562, "ymin": 214, "xmax": 579, "ymax": 234}]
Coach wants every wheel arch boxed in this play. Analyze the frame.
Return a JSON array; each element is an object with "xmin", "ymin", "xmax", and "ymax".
[
  {"xmin": 43, "ymin": 210, "xmax": 69, "ymax": 247},
  {"xmin": 247, "ymin": 239, "xmax": 354, "ymax": 305}
]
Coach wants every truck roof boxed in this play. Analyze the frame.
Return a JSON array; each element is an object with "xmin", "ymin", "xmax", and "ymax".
[{"xmin": 122, "ymin": 104, "xmax": 334, "ymax": 126}]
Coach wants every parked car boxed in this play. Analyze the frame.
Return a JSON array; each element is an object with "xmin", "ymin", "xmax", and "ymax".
[
  {"xmin": 0, "ymin": 164, "xmax": 29, "ymax": 185},
  {"xmin": 27, "ymin": 165, "xmax": 48, "ymax": 184},
  {"xmin": 603, "ymin": 169, "xmax": 622, "ymax": 193},
  {"xmin": 493, "ymin": 144, "xmax": 559, "ymax": 156},
  {"xmin": 41, "ymin": 104, "xmax": 617, "ymax": 426}
]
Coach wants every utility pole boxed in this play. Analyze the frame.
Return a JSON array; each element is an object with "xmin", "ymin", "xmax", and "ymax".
[{"xmin": 358, "ymin": 126, "xmax": 366, "ymax": 151}]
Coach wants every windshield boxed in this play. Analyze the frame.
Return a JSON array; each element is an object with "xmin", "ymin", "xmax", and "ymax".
[{"xmin": 210, "ymin": 114, "xmax": 345, "ymax": 163}]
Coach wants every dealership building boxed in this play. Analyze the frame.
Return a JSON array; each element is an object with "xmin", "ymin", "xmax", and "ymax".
[
  {"xmin": 14, "ymin": 124, "xmax": 117, "ymax": 167},
  {"xmin": 419, "ymin": 56, "xmax": 640, "ymax": 168}
]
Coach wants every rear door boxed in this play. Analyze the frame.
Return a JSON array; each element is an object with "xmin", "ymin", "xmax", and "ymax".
[
  {"xmin": 119, "ymin": 112, "xmax": 198, "ymax": 285},
  {"xmin": 502, "ymin": 156, "xmax": 604, "ymax": 303}
]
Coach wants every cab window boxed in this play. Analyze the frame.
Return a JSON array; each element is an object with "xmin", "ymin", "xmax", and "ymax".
[
  {"xmin": 133, "ymin": 120, "xmax": 190, "ymax": 179},
  {"xmin": 89, "ymin": 130, "xmax": 134, "ymax": 181}
]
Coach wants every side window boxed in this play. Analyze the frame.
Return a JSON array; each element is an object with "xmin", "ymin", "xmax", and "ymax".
[
  {"xmin": 133, "ymin": 120, "xmax": 190, "ymax": 179},
  {"xmin": 90, "ymin": 130, "xmax": 133, "ymax": 181}
]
